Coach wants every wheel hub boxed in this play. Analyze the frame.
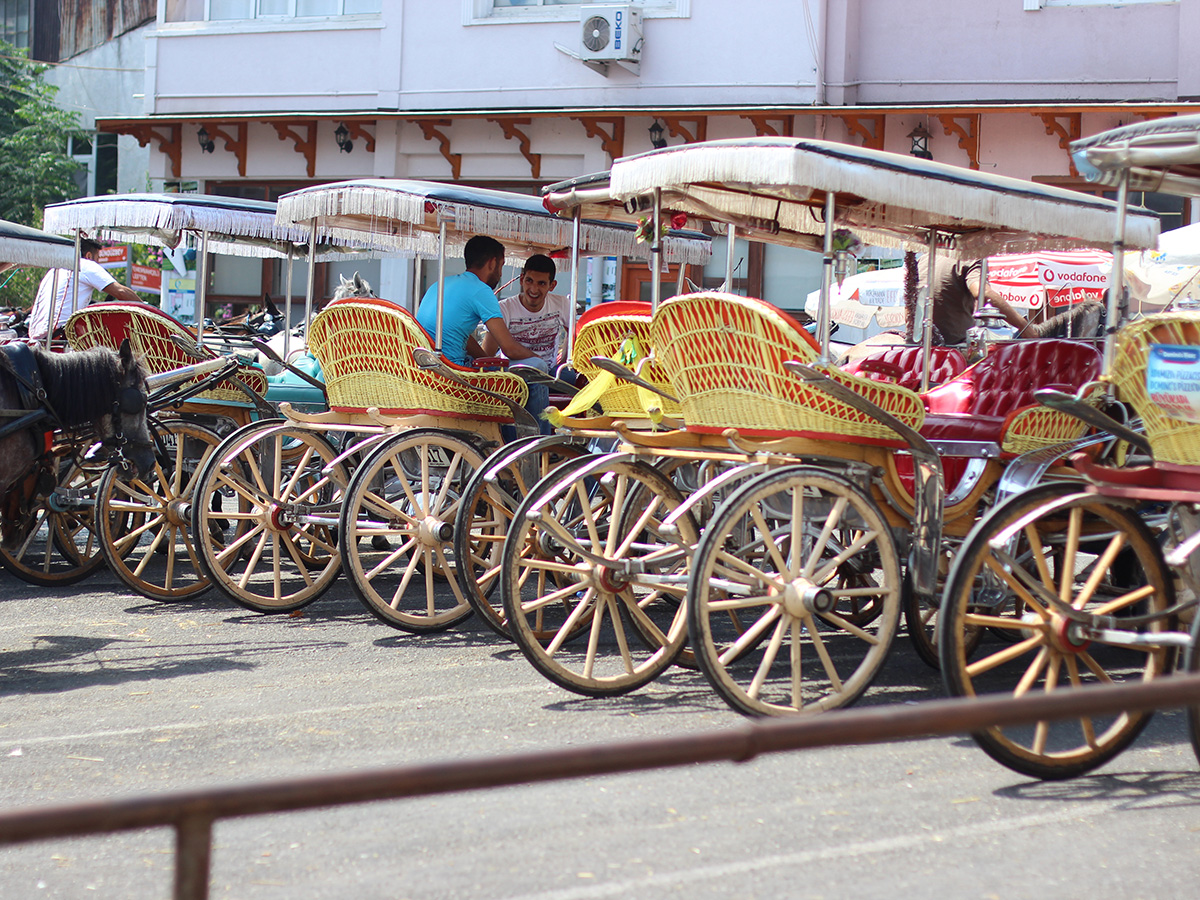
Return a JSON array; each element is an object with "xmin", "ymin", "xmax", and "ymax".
[
  {"xmin": 782, "ymin": 579, "xmax": 835, "ymax": 617},
  {"xmin": 267, "ymin": 503, "xmax": 293, "ymax": 533},
  {"xmin": 166, "ymin": 498, "xmax": 191, "ymax": 528},
  {"xmin": 1050, "ymin": 613, "xmax": 1091, "ymax": 654},
  {"xmin": 417, "ymin": 516, "xmax": 453, "ymax": 547},
  {"xmin": 594, "ymin": 563, "xmax": 628, "ymax": 593}
]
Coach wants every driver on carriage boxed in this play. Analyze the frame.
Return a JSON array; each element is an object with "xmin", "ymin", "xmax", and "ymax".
[
  {"xmin": 28, "ymin": 238, "xmax": 141, "ymax": 341},
  {"xmin": 414, "ymin": 235, "xmax": 551, "ymax": 430}
]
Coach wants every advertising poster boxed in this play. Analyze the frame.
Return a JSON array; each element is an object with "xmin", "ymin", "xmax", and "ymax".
[
  {"xmin": 165, "ymin": 275, "xmax": 196, "ymax": 324},
  {"xmin": 1146, "ymin": 344, "xmax": 1200, "ymax": 422}
]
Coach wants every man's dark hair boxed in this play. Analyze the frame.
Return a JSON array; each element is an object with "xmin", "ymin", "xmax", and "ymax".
[
  {"xmin": 523, "ymin": 254, "xmax": 556, "ymax": 281},
  {"xmin": 80, "ymin": 239, "xmax": 103, "ymax": 256},
  {"xmin": 464, "ymin": 235, "xmax": 505, "ymax": 270}
]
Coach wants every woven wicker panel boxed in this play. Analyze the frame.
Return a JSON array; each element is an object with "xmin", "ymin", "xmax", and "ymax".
[
  {"xmin": 65, "ymin": 302, "xmax": 265, "ymax": 405},
  {"xmin": 571, "ymin": 301, "xmax": 681, "ymax": 418},
  {"xmin": 1109, "ymin": 312, "xmax": 1200, "ymax": 466},
  {"xmin": 650, "ymin": 292, "xmax": 925, "ymax": 440},
  {"xmin": 307, "ymin": 299, "xmax": 526, "ymax": 420}
]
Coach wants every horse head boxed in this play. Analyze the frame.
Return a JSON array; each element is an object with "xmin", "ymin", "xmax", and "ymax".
[
  {"xmin": 107, "ymin": 338, "xmax": 156, "ymax": 478},
  {"xmin": 333, "ymin": 272, "xmax": 377, "ymax": 301}
]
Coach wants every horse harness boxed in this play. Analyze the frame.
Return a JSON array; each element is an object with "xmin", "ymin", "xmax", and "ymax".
[{"xmin": 0, "ymin": 343, "xmax": 148, "ymax": 541}]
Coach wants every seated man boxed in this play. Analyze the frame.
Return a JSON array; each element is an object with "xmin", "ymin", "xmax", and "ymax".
[
  {"xmin": 415, "ymin": 235, "xmax": 536, "ymax": 368},
  {"xmin": 28, "ymin": 238, "xmax": 141, "ymax": 341},
  {"xmin": 482, "ymin": 254, "xmax": 571, "ymax": 434}
]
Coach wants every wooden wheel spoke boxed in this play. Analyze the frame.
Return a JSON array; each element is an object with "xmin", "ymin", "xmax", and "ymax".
[
  {"xmin": 805, "ymin": 613, "xmax": 845, "ymax": 692},
  {"xmin": 803, "ymin": 495, "xmax": 848, "ymax": 577},
  {"xmin": 965, "ymin": 635, "xmax": 1045, "ymax": 678},
  {"xmin": 1013, "ymin": 646, "xmax": 1049, "ymax": 698},
  {"xmin": 748, "ymin": 615, "xmax": 787, "ymax": 700},
  {"xmin": 717, "ymin": 604, "xmax": 782, "ymax": 666}
]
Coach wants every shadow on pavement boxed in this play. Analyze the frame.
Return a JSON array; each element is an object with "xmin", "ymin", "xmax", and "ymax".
[{"xmin": 995, "ymin": 770, "xmax": 1200, "ymax": 810}]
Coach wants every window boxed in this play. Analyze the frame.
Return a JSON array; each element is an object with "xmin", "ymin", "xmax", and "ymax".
[
  {"xmin": 0, "ymin": 0, "xmax": 31, "ymax": 48},
  {"xmin": 165, "ymin": 0, "xmax": 380, "ymax": 22},
  {"xmin": 465, "ymin": 0, "xmax": 688, "ymax": 24}
]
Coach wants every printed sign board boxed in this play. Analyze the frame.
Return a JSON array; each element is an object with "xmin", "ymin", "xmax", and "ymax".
[{"xmin": 1146, "ymin": 344, "xmax": 1200, "ymax": 422}]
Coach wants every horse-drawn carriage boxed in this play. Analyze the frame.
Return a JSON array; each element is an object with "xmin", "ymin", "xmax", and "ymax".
[
  {"xmin": 937, "ymin": 114, "xmax": 1200, "ymax": 778},
  {"xmin": 515, "ymin": 136, "xmax": 1162, "ymax": 714},
  {"xmin": 181, "ymin": 180, "xmax": 710, "ymax": 634}
]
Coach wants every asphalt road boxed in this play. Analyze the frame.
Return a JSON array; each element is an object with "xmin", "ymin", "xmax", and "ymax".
[{"xmin": 1, "ymin": 567, "xmax": 1198, "ymax": 900}]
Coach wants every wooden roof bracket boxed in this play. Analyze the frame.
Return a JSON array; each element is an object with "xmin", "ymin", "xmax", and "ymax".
[
  {"xmin": 662, "ymin": 116, "xmax": 708, "ymax": 144},
  {"xmin": 345, "ymin": 121, "xmax": 376, "ymax": 153},
  {"xmin": 741, "ymin": 114, "xmax": 793, "ymax": 137},
  {"xmin": 575, "ymin": 117, "xmax": 625, "ymax": 162},
  {"xmin": 271, "ymin": 121, "xmax": 317, "ymax": 177},
  {"xmin": 488, "ymin": 117, "xmax": 541, "ymax": 179},
  {"xmin": 208, "ymin": 122, "xmax": 248, "ymax": 176},
  {"xmin": 839, "ymin": 114, "xmax": 885, "ymax": 150},
  {"xmin": 1037, "ymin": 112, "xmax": 1081, "ymax": 176},
  {"xmin": 416, "ymin": 119, "xmax": 462, "ymax": 181},
  {"xmin": 127, "ymin": 123, "xmax": 181, "ymax": 178},
  {"xmin": 936, "ymin": 113, "xmax": 981, "ymax": 170}
]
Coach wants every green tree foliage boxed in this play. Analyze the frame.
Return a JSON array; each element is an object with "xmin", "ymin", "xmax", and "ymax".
[{"xmin": 0, "ymin": 41, "xmax": 85, "ymax": 309}]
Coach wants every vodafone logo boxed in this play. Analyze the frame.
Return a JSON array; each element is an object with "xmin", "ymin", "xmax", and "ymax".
[{"xmin": 1042, "ymin": 267, "xmax": 1108, "ymax": 285}]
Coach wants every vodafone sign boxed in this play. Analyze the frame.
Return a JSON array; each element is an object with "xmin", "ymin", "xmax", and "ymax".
[{"xmin": 987, "ymin": 250, "xmax": 1111, "ymax": 309}]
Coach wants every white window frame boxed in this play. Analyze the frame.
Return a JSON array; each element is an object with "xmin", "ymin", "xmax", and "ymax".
[
  {"xmin": 1025, "ymin": 0, "xmax": 1176, "ymax": 8},
  {"xmin": 463, "ymin": 0, "xmax": 689, "ymax": 26},
  {"xmin": 161, "ymin": 0, "xmax": 381, "ymax": 24}
]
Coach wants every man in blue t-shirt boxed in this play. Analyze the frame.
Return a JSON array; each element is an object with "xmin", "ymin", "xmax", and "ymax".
[{"xmin": 415, "ymin": 235, "xmax": 536, "ymax": 367}]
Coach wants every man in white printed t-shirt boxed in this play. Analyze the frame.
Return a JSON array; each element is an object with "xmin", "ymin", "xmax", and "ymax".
[
  {"xmin": 29, "ymin": 238, "xmax": 141, "ymax": 341},
  {"xmin": 483, "ymin": 254, "xmax": 571, "ymax": 434}
]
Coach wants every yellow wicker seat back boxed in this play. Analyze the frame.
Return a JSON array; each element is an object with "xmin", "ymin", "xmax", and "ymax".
[
  {"xmin": 65, "ymin": 301, "xmax": 266, "ymax": 406},
  {"xmin": 650, "ymin": 291, "xmax": 925, "ymax": 442},
  {"xmin": 1108, "ymin": 311, "xmax": 1200, "ymax": 466},
  {"xmin": 306, "ymin": 299, "xmax": 527, "ymax": 421},
  {"xmin": 570, "ymin": 301, "xmax": 681, "ymax": 418}
]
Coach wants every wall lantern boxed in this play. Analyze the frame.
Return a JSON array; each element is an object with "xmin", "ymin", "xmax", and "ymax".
[
  {"xmin": 335, "ymin": 123, "xmax": 354, "ymax": 154},
  {"xmin": 907, "ymin": 123, "xmax": 933, "ymax": 160},
  {"xmin": 649, "ymin": 119, "xmax": 667, "ymax": 150},
  {"xmin": 197, "ymin": 126, "xmax": 215, "ymax": 154}
]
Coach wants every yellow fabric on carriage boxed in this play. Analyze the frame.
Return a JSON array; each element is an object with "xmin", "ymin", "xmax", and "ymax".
[
  {"xmin": 1107, "ymin": 311, "xmax": 1200, "ymax": 467},
  {"xmin": 306, "ymin": 299, "xmax": 527, "ymax": 421},
  {"xmin": 64, "ymin": 301, "xmax": 267, "ymax": 406},
  {"xmin": 569, "ymin": 301, "xmax": 682, "ymax": 420},
  {"xmin": 649, "ymin": 291, "xmax": 925, "ymax": 443}
]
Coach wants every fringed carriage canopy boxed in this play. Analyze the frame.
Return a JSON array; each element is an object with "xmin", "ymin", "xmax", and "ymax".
[
  {"xmin": 42, "ymin": 193, "xmax": 372, "ymax": 260},
  {"xmin": 274, "ymin": 179, "xmax": 711, "ymax": 268},
  {"xmin": 542, "ymin": 136, "xmax": 1161, "ymax": 258},
  {"xmin": 0, "ymin": 218, "xmax": 77, "ymax": 269},
  {"xmin": 1072, "ymin": 113, "xmax": 1200, "ymax": 198}
]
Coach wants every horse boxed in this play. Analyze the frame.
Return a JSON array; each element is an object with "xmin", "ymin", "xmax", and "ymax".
[
  {"xmin": 258, "ymin": 271, "xmax": 378, "ymax": 367},
  {"xmin": 0, "ymin": 338, "xmax": 154, "ymax": 550}
]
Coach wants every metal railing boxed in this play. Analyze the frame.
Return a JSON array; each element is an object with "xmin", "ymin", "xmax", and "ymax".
[{"xmin": 1, "ymin": 674, "xmax": 1198, "ymax": 900}]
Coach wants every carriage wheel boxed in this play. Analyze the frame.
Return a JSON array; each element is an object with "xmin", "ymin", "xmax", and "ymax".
[
  {"xmin": 0, "ymin": 449, "xmax": 108, "ymax": 586},
  {"xmin": 339, "ymin": 429, "xmax": 486, "ymax": 634},
  {"xmin": 96, "ymin": 418, "xmax": 224, "ymax": 602},
  {"xmin": 452, "ymin": 435, "xmax": 588, "ymax": 639},
  {"xmin": 687, "ymin": 466, "xmax": 902, "ymax": 717},
  {"xmin": 939, "ymin": 481, "xmax": 1173, "ymax": 780},
  {"xmin": 501, "ymin": 454, "xmax": 698, "ymax": 697},
  {"xmin": 192, "ymin": 420, "xmax": 347, "ymax": 613}
]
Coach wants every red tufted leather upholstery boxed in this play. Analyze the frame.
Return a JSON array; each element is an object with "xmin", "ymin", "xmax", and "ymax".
[{"xmin": 844, "ymin": 346, "xmax": 966, "ymax": 393}]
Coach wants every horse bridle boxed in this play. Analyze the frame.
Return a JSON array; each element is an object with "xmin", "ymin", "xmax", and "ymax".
[{"xmin": 105, "ymin": 382, "xmax": 154, "ymax": 472}]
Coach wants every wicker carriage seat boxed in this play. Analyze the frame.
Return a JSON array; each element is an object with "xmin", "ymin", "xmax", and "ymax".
[
  {"xmin": 919, "ymin": 339, "xmax": 1102, "ymax": 454},
  {"xmin": 650, "ymin": 292, "xmax": 925, "ymax": 445},
  {"xmin": 306, "ymin": 298, "xmax": 527, "ymax": 421},
  {"xmin": 65, "ymin": 301, "xmax": 267, "ymax": 406},
  {"xmin": 571, "ymin": 301, "xmax": 682, "ymax": 419}
]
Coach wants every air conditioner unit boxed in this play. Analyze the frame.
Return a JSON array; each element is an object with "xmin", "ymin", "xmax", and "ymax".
[{"xmin": 579, "ymin": 5, "xmax": 642, "ymax": 71}]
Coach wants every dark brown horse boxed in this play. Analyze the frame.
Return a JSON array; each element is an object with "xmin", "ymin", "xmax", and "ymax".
[{"xmin": 0, "ymin": 339, "xmax": 153, "ymax": 550}]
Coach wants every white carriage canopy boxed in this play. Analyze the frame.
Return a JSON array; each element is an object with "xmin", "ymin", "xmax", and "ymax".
[
  {"xmin": 575, "ymin": 136, "xmax": 1163, "ymax": 258},
  {"xmin": 42, "ymin": 193, "xmax": 372, "ymax": 260},
  {"xmin": 0, "ymin": 218, "xmax": 77, "ymax": 270},
  {"xmin": 1071, "ymin": 114, "xmax": 1200, "ymax": 198},
  {"xmin": 274, "ymin": 179, "xmax": 711, "ymax": 267}
]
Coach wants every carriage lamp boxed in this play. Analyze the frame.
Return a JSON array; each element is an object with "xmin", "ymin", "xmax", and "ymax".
[
  {"xmin": 907, "ymin": 123, "xmax": 933, "ymax": 160},
  {"xmin": 649, "ymin": 119, "xmax": 667, "ymax": 149},
  {"xmin": 197, "ymin": 126, "xmax": 214, "ymax": 154},
  {"xmin": 335, "ymin": 123, "xmax": 354, "ymax": 154}
]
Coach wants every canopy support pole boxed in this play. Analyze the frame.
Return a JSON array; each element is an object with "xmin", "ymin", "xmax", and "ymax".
[
  {"xmin": 303, "ymin": 222, "xmax": 317, "ymax": 342},
  {"xmin": 1104, "ymin": 169, "xmax": 1130, "ymax": 375},
  {"xmin": 650, "ymin": 189, "xmax": 662, "ymax": 314},
  {"xmin": 44, "ymin": 268, "xmax": 60, "ymax": 350},
  {"xmin": 283, "ymin": 248, "xmax": 294, "ymax": 360},
  {"xmin": 435, "ymin": 218, "xmax": 447, "ymax": 353},
  {"xmin": 920, "ymin": 230, "xmax": 938, "ymax": 392},
  {"xmin": 567, "ymin": 210, "xmax": 581, "ymax": 366},
  {"xmin": 195, "ymin": 229, "xmax": 209, "ymax": 349},
  {"xmin": 817, "ymin": 192, "xmax": 835, "ymax": 364},
  {"xmin": 725, "ymin": 225, "xmax": 737, "ymax": 292}
]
